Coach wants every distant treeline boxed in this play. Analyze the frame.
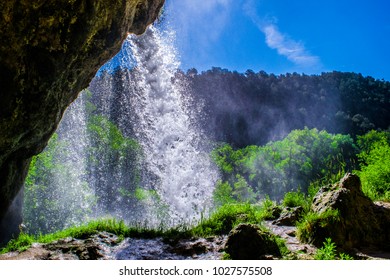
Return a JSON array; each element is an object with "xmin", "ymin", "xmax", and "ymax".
[{"xmin": 170, "ymin": 68, "xmax": 390, "ymax": 147}]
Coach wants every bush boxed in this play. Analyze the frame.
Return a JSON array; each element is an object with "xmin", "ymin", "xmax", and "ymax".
[
  {"xmin": 314, "ymin": 238, "xmax": 353, "ymax": 260},
  {"xmin": 191, "ymin": 203, "xmax": 264, "ymax": 236},
  {"xmin": 282, "ymin": 190, "xmax": 308, "ymax": 209},
  {"xmin": 356, "ymin": 130, "xmax": 390, "ymax": 201},
  {"xmin": 296, "ymin": 209, "xmax": 340, "ymax": 245},
  {"xmin": 258, "ymin": 196, "xmax": 282, "ymax": 220}
]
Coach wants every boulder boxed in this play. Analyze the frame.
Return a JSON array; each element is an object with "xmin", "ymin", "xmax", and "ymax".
[
  {"xmin": 273, "ymin": 206, "xmax": 304, "ymax": 226},
  {"xmin": 0, "ymin": 0, "xmax": 165, "ymax": 244},
  {"xmin": 306, "ymin": 173, "xmax": 390, "ymax": 250},
  {"xmin": 224, "ymin": 223, "xmax": 281, "ymax": 260}
]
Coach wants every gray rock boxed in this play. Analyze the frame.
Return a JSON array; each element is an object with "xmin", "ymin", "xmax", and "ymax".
[
  {"xmin": 224, "ymin": 223, "xmax": 281, "ymax": 259},
  {"xmin": 305, "ymin": 173, "xmax": 390, "ymax": 250},
  {"xmin": 273, "ymin": 206, "xmax": 304, "ymax": 226}
]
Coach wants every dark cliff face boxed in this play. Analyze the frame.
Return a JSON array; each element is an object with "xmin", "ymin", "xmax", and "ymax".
[{"xmin": 0, "ymin": 0, "xmax": 165, "ymax": 243}]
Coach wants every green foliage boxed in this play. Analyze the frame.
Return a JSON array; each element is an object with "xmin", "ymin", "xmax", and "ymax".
[
  {"xmin": 212, "ymin": 180, "xmax": 235, "ymax": 206},
  {"xmin": 0, "ymin": 233, "xmax": 35, "ymax": 254},
  {"xmin": 24, "ymin": 133, "xmax": 95, "ymax": 234},
  {"xmin": 314, "ymin": 238, "xmax": 337, "ymax": 260},
  {"xmin": 232, "ymin": 175, "xmax": 256, "ymax": 203},
  {"xmin": 133, "ymin": 187, "xmax": 159, "ymax": 201},
  {"xmin": 355, "ymin": 130, "xmax": 390, "ymax": 201},
  {"xmin": 314, "ymin": 238, "xmax": 353, "ymax": 260},
  {"xmin": 0, "ymin": 218, "xmax": 184, "ymax": 254},
  {"xmin": 259, "ymin": 196, "xmax": 282, "ymax": 220},
  {"xmin": 191, "ymin": 203, "xmax": 264, "ymax": 236},
  {"xmin": 23, "ymin": 93, "xmax": 146, "ymax": 234},
  {"xmin": 212, "ymin": 128, "xmax": 356, "ymax": 202},
  {"xmin": 296, "ymin": 209, "xmax": 340, "ymax": 243},
  {"xmin": 274, "ymin": 236, "xmax": 291, "ymax": 258},
  {"xmin": 87, "ymin": 115, "xmax": 140, "ymax": 152},
  {"xmin": 0, "ymin": 219, "xmax": 127, "ymax": 254},
  {"xmin": 211, "ymin": 143, "xmax": 246, "ymax": 174},
  {"xmin": 282, "ymin": 190, "xmax": 307, "ymax": 208},
  {"xmin": 86, "ymin": 114, "xmax": 144, "ymax": 215}
]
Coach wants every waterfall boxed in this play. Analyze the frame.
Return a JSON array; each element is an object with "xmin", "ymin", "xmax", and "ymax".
[
  {"xmin": 121, "ymin": 26, "xmax": 219, "ymax": 225},
  {"xmin": 23, "ymin": 25, "xmax": 219, "ymax": 233}
]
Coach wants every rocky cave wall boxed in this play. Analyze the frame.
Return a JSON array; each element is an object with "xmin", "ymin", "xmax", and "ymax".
[{"xmin": 0, "ymin": 0, "xmax": 165, "ymax": 243}]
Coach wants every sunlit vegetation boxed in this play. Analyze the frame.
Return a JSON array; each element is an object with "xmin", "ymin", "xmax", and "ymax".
[
  {"xmin": 211, "ymin": 127, "xmax": 357, "ymax": 202},
  {"xmin": 0, "ymin": 219, "xmax": 164, "ymax": 254},
  {"xmin": 191, "ymin": 203, "xmax": 265, "ymax": 236},
  {"xmin": 314, "ymin": 238, "xmax": 353, "ymax": 260},
  {"xmin": 23, "ymin": 93, "xmax": 145, "ymax": 235},
  {"xmin": 355, "ymin": 130, "xmax": 390, "ymax": 201},
  {"xmin": 296, "ymin": 209, "xmax": 341, "ymax": 243},
  {"xmin": 24, "ymin": 133, "xmax": 95, "ymax": 234}
]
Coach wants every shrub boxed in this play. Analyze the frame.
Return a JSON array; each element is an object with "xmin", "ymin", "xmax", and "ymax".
[
  {"xmin": 296, "ymin": 209, "xmax": 340, "ymax": 244},
  {"xmin": 356, "ymin": 130, "xmax": 390, "ymax": 201},
  {"xmin": 282, "ymin": 190, "xmax": 307, "ymax": 209},
  {"xmin": 191, "ymin": 203, "xmax": 263, "ymax": 236},
  {"xmin": 314, "ymin": 238, "xmax": 353, "ymax": 260}
]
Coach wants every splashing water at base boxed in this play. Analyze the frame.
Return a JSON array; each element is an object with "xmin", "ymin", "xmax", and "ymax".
[
  {"xmin": 124, "ymin": 26, "xmax": 219, "ymax": 225},
  {"xmin": 23, "ymin": 26, "xmax": 219, "ymax": 233}
]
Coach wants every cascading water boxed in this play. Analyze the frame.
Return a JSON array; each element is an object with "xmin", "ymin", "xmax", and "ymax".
[
  {"xmin": 121, "ymin": 26, "xmax": 219, "ymax": 225},
  {"xmin": 23, "ymin": 25, "xmax": 219, "ymax": 233},
  {"xmin": 23, "ymin": 92, "xmax": 95, "ymax": 234}
]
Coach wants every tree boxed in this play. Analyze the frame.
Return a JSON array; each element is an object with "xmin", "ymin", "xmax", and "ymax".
[{"xmin": 356, "ymin": 130, "xmax": 390, "ymax": 201}]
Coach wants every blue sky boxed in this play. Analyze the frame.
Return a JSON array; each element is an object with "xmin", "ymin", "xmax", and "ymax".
[{"xmin": 162, "ymin": 0, "xmax": 390, "ymax": 80}]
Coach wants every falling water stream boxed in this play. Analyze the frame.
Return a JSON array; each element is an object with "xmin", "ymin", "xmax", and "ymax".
[
  {"xmin": 24, "ymin": 25, "xmax": 219, "ymax": 232},
  {"xmin": 121, "ymin": 26, "xmax": 219, "ymax": 225}
]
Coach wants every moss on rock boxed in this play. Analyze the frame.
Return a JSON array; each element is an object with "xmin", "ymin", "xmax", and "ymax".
[{"xmin": 298, "ymin": 173, "xmax": 390, "ymax": 250}]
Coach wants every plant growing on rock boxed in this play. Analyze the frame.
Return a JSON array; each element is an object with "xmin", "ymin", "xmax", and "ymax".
[{"xmin": 296, "ymin": 209, "xmax": 340, "ymax": 245}]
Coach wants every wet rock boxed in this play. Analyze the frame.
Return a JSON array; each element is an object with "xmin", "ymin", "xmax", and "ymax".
[
  {"xmin": 170, "ymin": 239, "xmax": 208, "ymax": 256},
  {"xmin": 112, "ymin": 237, "xmax": 225, "ymax": 260},
  {"xmin": 273, "ymin": 206, "xmax": 304, "ymax": 226},
  {"xmin": 169, "ymin": 237, "xmax": 225, "ymax": 258},
  {"xmin": 0, "ymin": 0, "xmax": 165, "ymax": 244},
  {"xmin": 224, "ymin": 223, "xmax": 281, "ymax": 260},
  {"xmin": 306, "ymin": 173, "xmax": 390, "ymax": 250},
  {"xmin": 0, "ymin": 231, "xmax": 120, "ymax": 260}
]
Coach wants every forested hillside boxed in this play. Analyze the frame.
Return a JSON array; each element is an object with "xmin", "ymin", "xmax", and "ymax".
[{"xmin": 171, "ymin": 69, "xmax": 390, "ymax": 147}]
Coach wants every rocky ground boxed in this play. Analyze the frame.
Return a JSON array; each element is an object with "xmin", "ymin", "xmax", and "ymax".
[
  {"xmin": 1, "ymin": 174, "xmax": 390, "ymax": 260},
  {"xmin": 0, "ymin": 222, "xmax": 389, "ymax": 260}
]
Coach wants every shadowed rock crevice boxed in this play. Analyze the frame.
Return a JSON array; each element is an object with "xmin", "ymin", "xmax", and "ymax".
[{"xmin": 0, "ymin": 0, "xmax": 165, "ymax": 244}]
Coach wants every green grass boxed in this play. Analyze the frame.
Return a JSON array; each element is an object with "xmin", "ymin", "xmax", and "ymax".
[
  {"xmin": 190, "ymin": 203, "xmax": 266, "ymax": 237},
  {"xmin": 282, "ymin": 190, "xmax": 309, "ymax": 209},
  {"xmin": 296, "ymin": 209, "xmax": 340, "ymax": 243},
  {"xmin": 0, "ymin": 218, "xmax": 184, "ymax": 254},
  {"xmin": 4, "ymin": 204, "xmax": 266, "ymax": 254}
]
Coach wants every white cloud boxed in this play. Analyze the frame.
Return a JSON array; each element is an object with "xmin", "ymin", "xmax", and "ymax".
[
  {"xmin": 262, "ymin": 24, "xmax": 320, "ymax": 67},
  {"xmin": 243, "ymin": 0, "xmax": 321, "ymax": 68}
]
